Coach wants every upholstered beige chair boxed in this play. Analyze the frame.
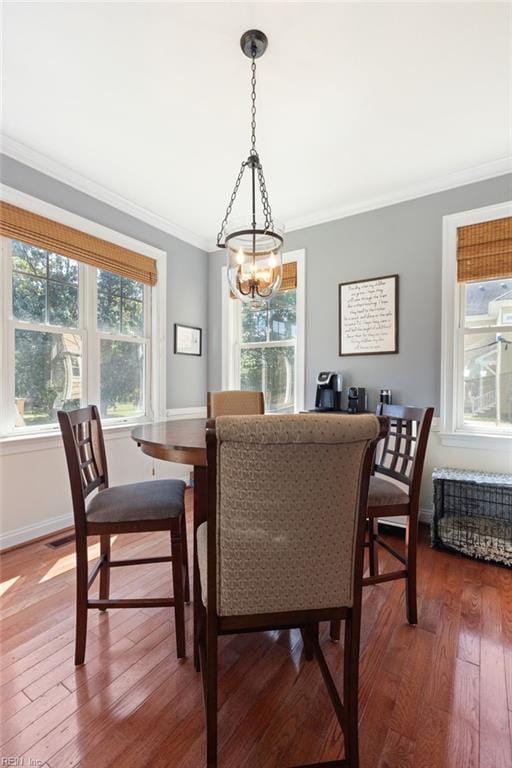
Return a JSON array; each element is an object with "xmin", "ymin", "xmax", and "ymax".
[
  {"xmin": 206, "ymin": 389, "xmax": 264, "ymax": 418},
  {"xmin": 197, "ymin": 413, "xmax": 387, "ymax": 768}
]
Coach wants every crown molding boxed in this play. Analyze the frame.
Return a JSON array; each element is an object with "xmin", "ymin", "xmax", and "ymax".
[
  {"xmin": 0, "ymin": 134, "xmax": 210, "ymax": 252},
  {"xmin": 2, "ymin": 134, "xmax": 509, "ymax": 255},
  {"xmin": 206, "ymin": 156, "xmax": 512, "ymax": 250},
  {"xmin": 282, "ymin": 157, "xmax": 512, "ymax": 237}
]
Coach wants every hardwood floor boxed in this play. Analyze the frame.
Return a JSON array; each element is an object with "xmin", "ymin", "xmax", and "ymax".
[{"xmin": 1, "ymin": 490, "xmax": 512, "ymax": 767}]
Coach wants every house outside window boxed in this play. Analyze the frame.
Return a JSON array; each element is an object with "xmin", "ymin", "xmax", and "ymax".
[{"xmin": 462, "ymin": 278, "xmax": 512, "ymax": 430}]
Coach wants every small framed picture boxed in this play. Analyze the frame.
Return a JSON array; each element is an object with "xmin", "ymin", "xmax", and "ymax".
[{"xmin": 174, "ymin": 324, "xmax": 202, "ymax": 356}]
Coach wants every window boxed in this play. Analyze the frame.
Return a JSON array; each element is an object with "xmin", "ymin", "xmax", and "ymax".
[
  {"xmin": 0, "ymin": 197, "xmax": 165, "ymax": 436},
  {"xmin": 441, "ymin": 203, "xmax": 512, "ymax": 443},
  {"xmin": 1, "ymin": 238, "xmax": 150, "ymax": 433},
  {"xmin": 96, "ymin": 270, "xmax": 148, "ymax": 420},
  {"xmin": 460, "ymin": 277, "xmax": 512, "ymax": 431},
  {"xmin": 224, "ymin": 251, "xmax": 305, "ymax": 412}
]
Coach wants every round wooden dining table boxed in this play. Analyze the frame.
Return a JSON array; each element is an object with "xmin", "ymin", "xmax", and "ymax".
[
  {"xmin": 131, "ymin": 418, "xmax": 207, "ymax": 467},
  {"xmin": 131, "ymin": 418, "xmax": 208, "ymax": 668}
]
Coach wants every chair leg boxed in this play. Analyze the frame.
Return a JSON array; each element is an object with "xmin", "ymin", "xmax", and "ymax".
[
  {"xmin": 193, "ymin": 542, "xmax": 201, "ymax": 671},
  {"xmin": 368, "ymin": 517, "xmax": 379, "ymax": 577},
  {"xmin": 193, "ymin": 466, "xmax": 208, "ymax": 673},
  {"xmin": 193, "ymin": 586, "xmax": 201, "ymax": 670},
  {"xmin": 405, "ymin": 515, "xmax": 418, "ymax": 625},
  {"xmin": 206, "ymin": 624, "xmax": 218, "ymax": 767},
  {"xmin": 181, "ymin": 512, "xmax": 191, "ymax": 604},
  {"xmin": 99, "ymin": 534, "xmax": 111, "ymax": 610},
  {"xmin": 75, "ymin": 536, "xmax": 89, "ymax": 666},
  {"xmin": 170, "ymin": 520, "xmax": 186, "ymax": 659},
  {"xmin": 330, "ymin": 619, "xmax": 341, "ymax": 642},
  {"xmin": 343, "ymin": 611, "xmax": 360, "ymax": 768},
  {"xmin": 301, "ymin": 626, "xmax": 314, "ymax": 661}
]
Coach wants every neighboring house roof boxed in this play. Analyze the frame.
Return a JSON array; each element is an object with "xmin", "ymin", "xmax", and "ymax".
[
  {"xmin": 466, "ymin": 281, "xmax": 511, "ymax": 316},
  {"xmin": 494, "ymin": 289, "xmax": 512, "ymax": 303}
]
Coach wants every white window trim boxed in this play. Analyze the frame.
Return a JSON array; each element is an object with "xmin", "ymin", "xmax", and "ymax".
[
  {"xmin": 440, "ymin": 199, "xmax": 512, "ymax": 450},
  {"xmin": 221, "ymin": 248, "xmax": 306, "ymax": 412},
  {"xmin": 0, "ymin": 184, "xmax": 167, "ymax": 443}
]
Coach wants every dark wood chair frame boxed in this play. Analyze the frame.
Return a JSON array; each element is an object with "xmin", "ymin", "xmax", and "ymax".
[
  {"xmin": 198, "ymin": 417, "xmax": 388, "ymax": 768},
  {"xmin": 58, "ymin": 405, "xmax": 190, "ymax": 665},
  {"xmin": 330, "ymin": 404, "xmax": 434, "ymax": 641}
]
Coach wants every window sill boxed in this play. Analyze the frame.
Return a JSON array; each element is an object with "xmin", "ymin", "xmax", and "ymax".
[
  {"xmin": 438, "ymin": 430, "xmax": 512, "ymax": 452},
  {"xmin": 0, "ymin": 420, "xmax": 152, "ymax": 456}
]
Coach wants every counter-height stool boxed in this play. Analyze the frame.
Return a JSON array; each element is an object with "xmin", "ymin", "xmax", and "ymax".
[
  {"xmin": 330, "ymin": 403, "xmax": 434, "ymax": 641},
  {"xmin": 58, "ymin": 405, "xmax": 189, "ymax": 665},
  {"xmin": 207, "ymin": 390, "xmax": 264, "ymax": 418},
  {"xmin": 197, "ymin": 413, "xmax": 387, "ymax": 768}
]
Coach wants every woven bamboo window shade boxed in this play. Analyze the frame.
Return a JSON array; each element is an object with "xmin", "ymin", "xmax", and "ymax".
[
  {"xmin": 230, "ymin": 260, "xmax": 297, "ymax": 298},
  {"xmin": 457, "ymin": 216, "xmax": 512, "ymax": 283},
  {"xmin": 0, "ymin": 202, "xmax": 158, "ymax": 286}
]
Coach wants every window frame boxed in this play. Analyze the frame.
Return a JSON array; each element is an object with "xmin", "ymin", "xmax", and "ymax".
[
  {"xmin": 0, "ymin": 185, "xmax": 167, "ymax": 439},
  {"xmin": 222, "ymin": 248, "xmax": 306, "ymax": 412},
  {"xmin": 440, "ymin": 200, "xmax": 512, "ymax": 449}
]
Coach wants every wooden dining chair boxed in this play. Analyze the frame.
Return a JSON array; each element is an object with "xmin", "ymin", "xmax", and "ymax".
[
  {"xmin": 58, "ymin": 405, "xmax": 190, "ymax": 665},
  {"xmin": 207, "ymin": 389, "xmax": 264, "ymax": 418},
  {"xmin": 330, "ymin": 404, "xmax": 434, "ymax": 641},
  {"xmin": 197, "ymin": 413, "xmax": 387, "ymax": 768}
]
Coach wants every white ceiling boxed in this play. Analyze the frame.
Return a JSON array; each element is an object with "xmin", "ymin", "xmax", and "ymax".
[{"xmin": 2, "ymin": 2, "xmax": 511, "ymax": 250}]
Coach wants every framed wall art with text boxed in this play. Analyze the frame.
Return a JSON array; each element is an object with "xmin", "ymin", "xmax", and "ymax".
[{"xmin": 339, "ymin": 274, "xmax": 399, "ymax": 356}]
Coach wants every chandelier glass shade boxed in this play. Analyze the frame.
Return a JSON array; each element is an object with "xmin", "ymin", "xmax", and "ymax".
[
  {"xmin": 217, "ymin": 30, "xmax": 283, "ymax": 308},
  {"xmin": 225, "ymin": 217, "xmax": 284, "ymax": 303}
]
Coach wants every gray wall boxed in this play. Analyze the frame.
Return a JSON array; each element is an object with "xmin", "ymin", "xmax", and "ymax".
[
  {"xmin": 1, "ymin": 155, "xmax": 208, "ymax": 410},
  {"xmin": 209, "ymin": 174, "xmax": 512, "ymax": 411}
]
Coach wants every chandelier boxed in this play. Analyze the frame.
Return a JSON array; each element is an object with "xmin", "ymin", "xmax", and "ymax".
[{"xmin": 216, "ymin": 30, "xmax": 283, "ymax": 308}]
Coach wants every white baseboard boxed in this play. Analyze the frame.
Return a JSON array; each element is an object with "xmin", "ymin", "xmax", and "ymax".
[
  {"xmin": 0, "ymin": 512, "xmax": 74, "ymax": 551},
  {"xmin": 378, "ymin": 507, "xmax": 433, "ymax": 530}
]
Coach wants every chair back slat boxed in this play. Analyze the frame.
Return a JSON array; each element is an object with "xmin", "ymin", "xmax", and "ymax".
[
  {"xmin": 375, "ymin": 403, "xmax": 434, "ymax": 499},
  {"xmin": 58, "ymin": 406, "xmax": 109, "ymax": 528},
  {"xmin": 400, "ymin": 419, "xmax": 414, "ymax": 477}
]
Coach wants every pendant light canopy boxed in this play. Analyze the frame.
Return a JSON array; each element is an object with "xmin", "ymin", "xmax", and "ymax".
[{"xmin": 216, "ymin": 30, "xmax": 283, "ymax": 309}]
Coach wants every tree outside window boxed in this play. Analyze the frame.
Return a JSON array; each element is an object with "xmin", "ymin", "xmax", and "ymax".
[
  {"xmin": 8, "ymin": 240, "xmax": 149, "ymax": 429},
  {"xmin": 238, "ymin": 289, "xmax": 297, "ymax": 413}
]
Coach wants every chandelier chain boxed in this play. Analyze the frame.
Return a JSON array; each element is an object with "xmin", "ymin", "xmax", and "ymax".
[
  {"xmin": 250, "ymin": 55, "xmax": 257, "ymax": 154},
  {"xmin": 216, "ymin": 34, "xmax": 278, "ymax": 248},
  {"xmin": 216, "ymin": 160, "xmax": 247, "ymax": 246},
  {"xmin": 251, "ymin": 51, "xmax": 273, "ymax": 230},
  {"xmin": 257, "ymin": 164, "xmax": 273, "ymax": 230}
]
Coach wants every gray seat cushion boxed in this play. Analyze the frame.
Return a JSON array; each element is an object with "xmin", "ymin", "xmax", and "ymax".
[
  {"xmin": 87, "ymin": 479, "xmax": 185, "ymax": 524},
  {"xmin": 368, "ymin": 475, "xmax": 409, "ymax": 508}
]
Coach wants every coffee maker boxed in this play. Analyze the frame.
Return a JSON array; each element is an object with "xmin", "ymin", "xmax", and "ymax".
[
  {"xmin": 314, "ymin": 372, "xmax": 343, "ymax": 411},
  {"xmin": 347, "ymin": 387, "xmax": 366, "ymax": 413}
]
